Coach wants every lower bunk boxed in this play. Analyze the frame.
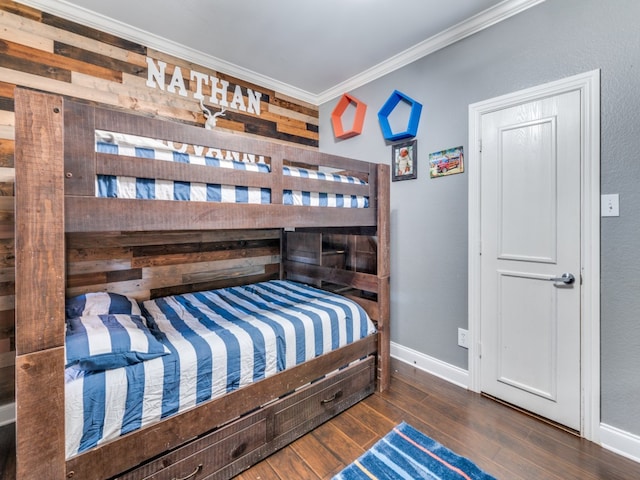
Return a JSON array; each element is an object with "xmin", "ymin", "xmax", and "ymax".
[{"xmin": 64, "ymin": 280, "xmax": 379, "ymax": 480}]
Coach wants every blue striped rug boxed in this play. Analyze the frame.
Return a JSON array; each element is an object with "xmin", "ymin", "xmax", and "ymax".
[{"xmin": 333, "ymin": 422, "xmax": 497, "ymax": 480}]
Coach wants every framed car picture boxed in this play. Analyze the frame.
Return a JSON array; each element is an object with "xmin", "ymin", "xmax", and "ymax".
[{"xmin": 429, "ymin": 146, "xmax": 464, "ymax": 178}]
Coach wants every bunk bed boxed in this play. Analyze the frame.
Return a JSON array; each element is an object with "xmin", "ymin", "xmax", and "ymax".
[{"xmin": 13, "ymin": 87, "xmax": 390, "ymax": 480}]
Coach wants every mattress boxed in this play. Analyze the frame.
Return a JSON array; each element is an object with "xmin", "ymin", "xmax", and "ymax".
[
  {"xmin": 95, "ymin": 131, "xmax": 369, "ymax": 207},
  {"xmin": 64, "ymin": 280, "xmax": 376, "ymax": 458}
]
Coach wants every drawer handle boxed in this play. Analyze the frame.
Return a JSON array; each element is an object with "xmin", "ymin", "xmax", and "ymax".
[
  {"xmin": 231, "ymin": 442, "xmax": 247, "ymax": 458},
  {"xmin": 172, "ymin": 463, "xmax": 202, "ymax": 480},
  {"xmin": 321, "ymin": 389, "xmax": 343, "ymax": 404}
]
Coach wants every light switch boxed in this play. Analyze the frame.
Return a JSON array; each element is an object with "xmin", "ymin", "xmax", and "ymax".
[{"xmin": 601, "ymin": 194, "xmax": 619, "ymax": 217}]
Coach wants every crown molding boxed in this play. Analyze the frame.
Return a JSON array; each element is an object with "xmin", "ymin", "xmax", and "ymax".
[
  {"xmin": 15, "ymin": 0, "xmax": 319, "ymax": 103},
  {"xmin": 316, "ymin": 0, "xmax": 546, "ymax": 104},
  {"xmin": 15, "ymin": 0, "xmax": 544, "ymax": 106}
]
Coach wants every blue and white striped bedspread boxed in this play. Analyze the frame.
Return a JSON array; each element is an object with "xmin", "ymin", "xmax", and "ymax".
[
  {"xmin": 65, "ymin": 280, "xmax": 376, "ymax": 458},
  {"xmin": 95, "ymin": 139, "xmax": 369, "ymax": 208}
]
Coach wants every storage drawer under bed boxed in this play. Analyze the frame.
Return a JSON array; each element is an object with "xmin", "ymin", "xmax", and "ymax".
[{"xmin": 113, "ymin": 356, "xmax": 375, "ymax": 480}]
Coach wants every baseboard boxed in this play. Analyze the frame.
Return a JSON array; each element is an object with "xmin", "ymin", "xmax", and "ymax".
[
  {"xmin": 600, "ymin": 423, "xmax": 640, "ymax": 464},
  {"xmin": 0, "ymin": 402, "xmax": 15, "ymax": 427},
  {"xmin": 390, "ymin": 341, "xmax": 469, "ymax": 389}
]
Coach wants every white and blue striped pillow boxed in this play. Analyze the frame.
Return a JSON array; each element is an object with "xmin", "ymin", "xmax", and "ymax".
[
  {"xmin": 65, "ymin": 314, "xmax": 169, "ymax": 371},
  {"xmin": 66, "ymin": 292, "xmax": 142, "ymax": 318}
]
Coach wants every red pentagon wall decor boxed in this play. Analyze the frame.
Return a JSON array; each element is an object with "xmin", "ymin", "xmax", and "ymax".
[{"xmin": 331, "ymin": 93, "xmax": 367, "ymax": 139}]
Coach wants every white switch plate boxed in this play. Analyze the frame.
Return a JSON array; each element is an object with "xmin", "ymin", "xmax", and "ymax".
[
  {"xmin": 601, "ymin": 194, "xmax": 619, "ymax": 217},
  {"xmin": 457, "ymin": 328, "xmax": 469, "ymax": 349}
]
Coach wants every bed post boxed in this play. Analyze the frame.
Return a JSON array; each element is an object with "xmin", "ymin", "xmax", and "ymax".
[
  {"xmin": 14, "ymin": 88, "xmax": 67, "ymax": 479},
  {"xmin": 376, "ymin": 163, "xmax": 391, "ymax": 391}
]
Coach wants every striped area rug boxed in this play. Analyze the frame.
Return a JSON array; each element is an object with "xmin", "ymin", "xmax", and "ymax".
[{"xmin": 333, "ymin": 422, "xmax": 497, "ymax": 479}]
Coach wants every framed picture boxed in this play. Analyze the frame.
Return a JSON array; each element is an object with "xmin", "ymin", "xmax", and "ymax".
[
  {"xmin": 392, "ymin": 140, "xmax": 417, "ymax": 181},
  {"xmin": 429, "ymin": 146, "xmax": 464, "ymax": 178}
]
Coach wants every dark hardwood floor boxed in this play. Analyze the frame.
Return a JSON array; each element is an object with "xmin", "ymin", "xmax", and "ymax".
[
  {"xmin": 236, "ymin": 359, "xmax": 640, "ymax": 480},
  {"xmin": 1, "ymin": 359, "xmax": 639, "ymax": 479}
]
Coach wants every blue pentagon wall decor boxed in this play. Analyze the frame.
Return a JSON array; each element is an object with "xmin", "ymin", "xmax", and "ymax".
[{"xmin": 377, "ymin": 90, "xmax": 423, "ymax": 141}]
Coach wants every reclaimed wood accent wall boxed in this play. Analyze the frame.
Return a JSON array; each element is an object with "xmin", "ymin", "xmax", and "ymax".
[
  {"xmin": 66, "ymin": 230, "xmax": 282, "ymax": 302},
  {"xmin": 0, "ymin": 0, "xmax": 319, "ymax": 408}
]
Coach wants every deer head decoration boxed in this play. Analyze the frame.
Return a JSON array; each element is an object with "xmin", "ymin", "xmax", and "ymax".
[{"xmin": 199, "ymin": 98, "xmax": 226, "ymax": 129}]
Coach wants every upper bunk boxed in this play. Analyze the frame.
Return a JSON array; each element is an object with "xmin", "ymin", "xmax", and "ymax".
[{"xmin": 14, "ymin": 88, "xmax": 387, "ymax": 234}]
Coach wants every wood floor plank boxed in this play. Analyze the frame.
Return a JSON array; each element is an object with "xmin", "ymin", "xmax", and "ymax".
[
  {"xmin": 289, "ymin": 427, "xmax": 343, "ymax": 479},
  {"xmin": 321, "ymin": 408, "xmax": 377, "ymax": 451},
  {"xmin": 308, "ymin": 420, "xmax": 366, "ymax": 472},
  {"xmin": 233, "ymin": 458, "xmax": 278, "ymax": 480},
  {"xmin": 265, "ymin": 444, "xmax": 321, "ymax": 480}
]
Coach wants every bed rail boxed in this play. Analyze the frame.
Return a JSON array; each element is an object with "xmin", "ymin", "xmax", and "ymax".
[{"xmin": 61, "ymin": 95, "xmax": 381, "ymax": 232}]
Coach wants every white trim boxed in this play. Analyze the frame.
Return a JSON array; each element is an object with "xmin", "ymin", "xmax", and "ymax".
[
  {"xmin": 0, "ymin": 402, "xmax": 15, "ymax": 427},
  {"xmin": 391, "ymin": 341, "xmax": 469, "ymax": 389},
  {"xmin": 600, "ymin": 423, "xmax": 640, "ymax": 464},
  {"xmin": 15, "ymin": 0, "xmax": 544, "ymax": 105},
  {"xmin": 317, "ymin": 0, "xmax": 546, "ymax": 104},
  {"xmin": 467, "ymin": 70, "xmax": 601, "ymax": 441}
]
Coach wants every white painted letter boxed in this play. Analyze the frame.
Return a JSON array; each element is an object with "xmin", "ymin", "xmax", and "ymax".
[
  {"xmin": 167, "ymin": 66, "xmax": 187, "ymax": 97},
  {"xmin": 230, "ymin": 85, "xmax": 247, "ymax": 112},
  {"xmin": 247, "ymin": 89, "xmax": 262, "ymax": 115},
  {"xmin": 209, "ymin": 77, "xmax": 230, "ymax": 107},
  {"xmin": 190, "ymin": 70, "xmax": 209, "ymax": 100},
  {"xmin": 146, "ymin": 57, "xmax": 166, "ymax": 90}
]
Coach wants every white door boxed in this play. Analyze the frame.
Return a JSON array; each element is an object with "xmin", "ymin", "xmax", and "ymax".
[{"xmin": 479, "ymin": 90, "xmax": 581, "ymax": 430}]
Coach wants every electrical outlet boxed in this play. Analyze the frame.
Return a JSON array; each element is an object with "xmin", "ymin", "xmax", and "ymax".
[{"xmin": 457, "ymin": 328, "xmax": 469, "ymax": 349}]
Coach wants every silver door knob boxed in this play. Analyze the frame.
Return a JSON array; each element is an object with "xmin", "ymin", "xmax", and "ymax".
[{"xmin": 549, "ymin": 273, "xmax": 575, "ymax": 285}]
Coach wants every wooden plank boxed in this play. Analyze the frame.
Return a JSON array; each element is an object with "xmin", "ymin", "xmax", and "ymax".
[
  {"xmin": 63, "ymin": 96, "xmax": 96, "ymax": 196},
  {"xmin": 67, "ymin": 248, "xmax": 132, "ymax": 264},
  {"xmin": 0, "ymin": 0, "xmax": 41, "ymax": 21},
  {"xmin": 96, "ymin": 153, "xmax": 275, "ymax": 189},
  {"xmin": 65, "ymin": 197, "xmax": 376, "ymax": 232},
  {"xmin": 272, "ymin": 92, "xmax": 318, "ymax": 119},
  {"xmin": 374, "ymin": 163, "xmax": 390, "ymax": 391},
  {"xmin": 282, "ymin": 175, "xmax": 370, "ymax": 197},
  {"xmin": 67, "ymin": 228, "xmax": 280, "ymax": 248},
  {"xmin": 375, "ymin": 164, "xmax": 390, "ymax": 278},
  {"xmin": 144, "ymin": 255, "xmax": 281, "ymax": 281},
  {"xmin": 14, "ymin": 87, "xmax": 66, "ymax": 480},
  {"xmin": 14, "ymin": 88, "xmax": 65, "ymax": 354},
  {"xmin": 150, "ymin": 265, "xmax": 280, "ymax": 299},
  {"xmin": 0, "ymin": 139, "xmax": 14, "ymax": 167},
  {"xmin": 42, "ymin": 12, "xmax": 146, "ymax": 54},
  {"xmin": 15, "ymin": 347, "xmax": 65, "ymax": 480},
  {"xmin": 284, "ymin": 261, "xmax": 379, "ymax": 293},
  {"xmin": 0, "ymin": 66, "xmax": 120, "ymax": 105},
  {"xmin": 0, "ymin": 42, "xmax": 71, "ymax": 81},
  {"xmin": 54, "ymin": 41, "xmax": 142, "ymax": 77},
  {"xmin": 0, "ymin": 14, "xmax": 53, "ymax": 53},
  {"xmin": 132, "ymin": 244, "xmax": 280, "ymax": 269},
  {"xmin": 1, "ymin": 38, "xmax": 122, "ymax": 82}
]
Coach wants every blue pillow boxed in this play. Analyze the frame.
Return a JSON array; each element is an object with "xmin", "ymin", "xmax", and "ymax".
[
  {"xmin": 65, "ymin": 314, "xmax": 169, "ymax": 371},
  {"xmin": 66, "ymin": 292, "xmax": 141, "ymax": 318}
]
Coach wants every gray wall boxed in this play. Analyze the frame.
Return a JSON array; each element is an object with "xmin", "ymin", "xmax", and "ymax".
[{"xmin": 319, "ymin": 0, "xmax": 640, "ymax": 437}]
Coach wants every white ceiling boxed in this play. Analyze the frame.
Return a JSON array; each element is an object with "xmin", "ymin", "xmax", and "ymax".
[{"xmin": 18, "ymin": 0, "xmax": 543, "ymax": 104}]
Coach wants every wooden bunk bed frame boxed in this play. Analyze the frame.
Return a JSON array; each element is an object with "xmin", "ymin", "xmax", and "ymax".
[{"xmin": 13, "ymin": 88, "xmax": 390, "ymax": 480}]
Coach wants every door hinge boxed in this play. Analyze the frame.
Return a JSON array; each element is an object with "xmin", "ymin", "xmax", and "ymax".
[{"xmin": 478, "ymin": 139, "xmax": 482, "ymax": 153}]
